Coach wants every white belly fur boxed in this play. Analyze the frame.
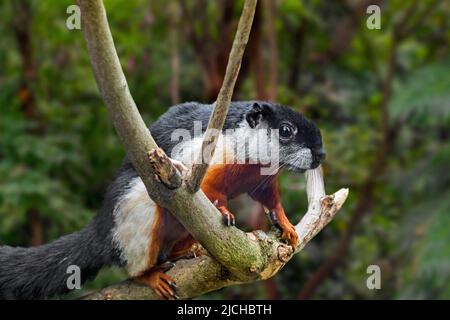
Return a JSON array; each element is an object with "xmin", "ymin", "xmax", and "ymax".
[
  {"xmin": 111, "ymin": 138, "xmax": 224, "ymax": 276},
  {"xmin": 112, "ymin": 177, "xmax": 156, "ymax": 276}
]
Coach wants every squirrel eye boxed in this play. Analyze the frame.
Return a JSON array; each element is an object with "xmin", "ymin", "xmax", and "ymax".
[{"xmin": 279, "ymin": 124, "xmax": 294, "ymax": 139}]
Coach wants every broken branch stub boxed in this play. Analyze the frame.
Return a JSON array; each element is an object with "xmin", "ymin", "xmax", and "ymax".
[
  {"xmin": 147, "ymin": 148, "xmax": 183, "ymax": 190},
  {"xmin": 295, "ymin": 167, "xmax": 349, "ymax": 253}
]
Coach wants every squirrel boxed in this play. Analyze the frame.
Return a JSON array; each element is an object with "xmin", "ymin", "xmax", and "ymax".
[{"xmin": 0, "ymin": 101, "xmax": 325, "ymax": 299}]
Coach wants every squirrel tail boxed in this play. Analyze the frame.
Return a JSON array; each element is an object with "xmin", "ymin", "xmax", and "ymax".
[{"xmin": 0, "ymin": 219, "xmax": 118, "ymax": 299}]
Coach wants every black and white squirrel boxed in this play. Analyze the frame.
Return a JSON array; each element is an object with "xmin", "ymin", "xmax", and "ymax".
[{"xmin": 0, "ymin": 101, "xmax": 325, "ymax": 299}]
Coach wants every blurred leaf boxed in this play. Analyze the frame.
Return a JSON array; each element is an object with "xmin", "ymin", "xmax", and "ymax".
[
  {"xmin": 390, "ymin": 58, "xmax": 450, "ymax": 122},
  {"xmin": 399, "ymin": 195, "xmax": 450, "ymax": 299}
]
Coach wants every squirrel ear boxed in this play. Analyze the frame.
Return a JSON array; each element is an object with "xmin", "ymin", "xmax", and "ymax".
[{"xmin": 246, "ymin": 102, "xmax": 269, "ymax": 128}]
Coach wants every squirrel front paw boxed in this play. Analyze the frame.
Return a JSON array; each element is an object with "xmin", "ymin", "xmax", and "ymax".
[
  {"xmin": 279, "ymin": 222, "xmax": 298, "ymax": 248},
  {"xmin": 264, "ymin": 207, "xmax": 298, "ymax": 248},
  {"xmin": 221, "ymin": 211, "xmax": 236, "ymax": 227},
  {"xmin": 213, "ymin": 201, "xmax": 236, "ymax": 227}
]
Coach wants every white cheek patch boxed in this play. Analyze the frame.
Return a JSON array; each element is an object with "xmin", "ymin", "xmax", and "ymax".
[
  {"xmin": 298, "ymin": 148, "xmax": 313, "ymax": 168},
  {"xmin": 280, "ymin": 147, "xmax": 313, "ymax": 169},
  {"xmin": 112, "ymin": 177, "xmax": 156, "ymax": 277}
]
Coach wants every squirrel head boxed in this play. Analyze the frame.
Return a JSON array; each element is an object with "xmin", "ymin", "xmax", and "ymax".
[{"xmin": 245, "ymin": 101, "xmax": 325, "ymax": 172}]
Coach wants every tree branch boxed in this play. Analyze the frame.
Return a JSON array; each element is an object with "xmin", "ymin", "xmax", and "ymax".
[
  {"xmin": 83, "ymin": 167, "xmax": 348, "ymax": 300},
  {"xmin": 186, "ymin": 0, "xmax": 258, "ymax": 193},
  {"xmin": 78, "ymin": 0, "xmax": 264, "ymax": 282},
  {"xmin": 77, "ymin": 0, "xmax": 348, "ymax": 300}
]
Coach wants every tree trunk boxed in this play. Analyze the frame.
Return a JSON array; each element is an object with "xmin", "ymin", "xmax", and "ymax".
[{"xmin": 12, "ymin": 0, "xmax": 45, "ymax": 247}]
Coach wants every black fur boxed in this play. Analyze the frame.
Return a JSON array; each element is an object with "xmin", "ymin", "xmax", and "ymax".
[{"xmin": 0, "ymin": 101, "xmax": 323, "ymax": 299}]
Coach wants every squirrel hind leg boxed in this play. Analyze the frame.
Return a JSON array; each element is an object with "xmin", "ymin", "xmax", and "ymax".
[
  {"xmin": 136, "ymin": 264, "xmax": 179, "ymax": 300},
  {"xmin": 138, "ymin": 236, "xmax": 203, "ymax": 300}
]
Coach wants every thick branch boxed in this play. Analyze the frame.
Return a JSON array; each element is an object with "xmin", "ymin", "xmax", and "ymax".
[
  {"xmin": 186, "ymin": 0, "xmax": 258, "ymax": 193},
  {"xmin": 77, "ymin": 0, "xmax": 158, "ymax": 182},
  {"xmin": 83, "ymin": 167, "xmax": 348, "ymax": 299}
]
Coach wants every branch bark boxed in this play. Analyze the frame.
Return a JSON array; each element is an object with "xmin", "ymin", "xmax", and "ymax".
[{"xmin": 77, "ymin": 0, "xmax": 348, "ymax": 300}]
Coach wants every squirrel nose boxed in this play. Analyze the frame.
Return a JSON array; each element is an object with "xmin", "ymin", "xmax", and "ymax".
[
  {"xmin": 315, "ymin": 148, "xmax": 326, "ymax": 162},
  {"xmin": 311, "ymin": 148, "xmax": 326, "ymax": 168}
]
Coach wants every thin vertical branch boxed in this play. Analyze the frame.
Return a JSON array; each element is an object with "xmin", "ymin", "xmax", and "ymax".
[{"xmin": 186, "ymin": 0, "xmax": 258, "ymax": 193}]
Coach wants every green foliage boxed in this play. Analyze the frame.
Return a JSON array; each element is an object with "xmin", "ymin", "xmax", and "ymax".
[
  {"xmin": 0, "ymin": 111, "xmax": 94, "ymax": 242},
  {"xmin": 399, "ymin": 196, "xmax": 450, "ymax": 299},
  {"xmin": 390, "ymin": 58, "xmax": 450, "ymax": 123}
]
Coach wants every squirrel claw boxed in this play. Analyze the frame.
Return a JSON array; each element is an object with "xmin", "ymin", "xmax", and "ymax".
[
  {"xmin": 137, "ymin": 269, "xmax": 179, "ymax": 300},
  {"xmin": 267, "ymin": 210, "xmax": 281, "ymax": 230},
  {"xmin": 160, "ymin": 261, "xmax": 176, "ymax": 273},
  {"xmin": 222, "ymin": 212, "xmax": 236, "ymax": 227},
  {"xmin": 212, "ymin": 201, "xmax": 236, "ymax": 227}
]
